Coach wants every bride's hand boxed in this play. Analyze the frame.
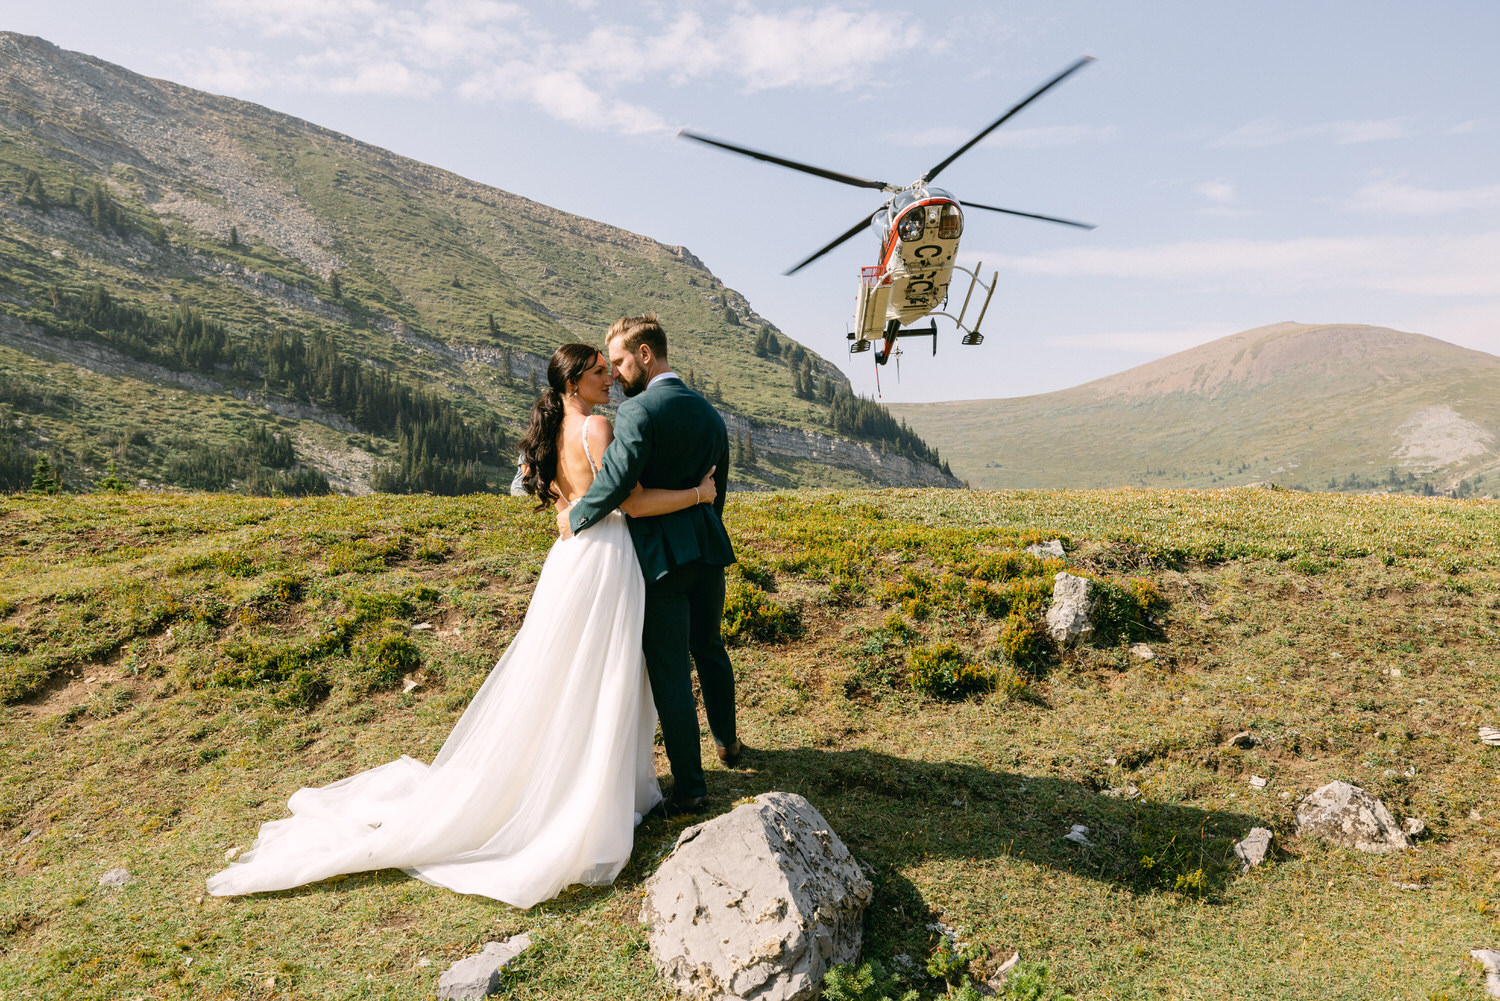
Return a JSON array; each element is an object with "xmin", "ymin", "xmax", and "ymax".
[{"xmin": 696, "ymin": 466, "xmax": 717, "ymax": 505}]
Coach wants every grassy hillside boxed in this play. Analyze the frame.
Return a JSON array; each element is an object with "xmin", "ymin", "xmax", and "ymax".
[
  {"xmin": 3, "ymin": 487, "xmax": 1499, "ymax": 999},
  {"xmin": 890, "ymin": 322, "xmax": 1500, "ymax": 496},
  {"xmin": 0, "ymin": 32, "xmax": 953, "ymax": 495}
]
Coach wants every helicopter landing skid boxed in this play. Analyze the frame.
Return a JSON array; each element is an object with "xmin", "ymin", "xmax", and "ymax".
[{"xmin": 929, "ymin": 261, "xmax": 999, "ymax": 347}]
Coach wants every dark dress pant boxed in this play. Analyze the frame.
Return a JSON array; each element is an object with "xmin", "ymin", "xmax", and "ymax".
[{"xmin": 641, "ymin": 559, "xmax": 737, "ymax": 802}]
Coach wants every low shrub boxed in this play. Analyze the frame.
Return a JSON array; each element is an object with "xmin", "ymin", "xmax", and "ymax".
[
  {"xmin": 356, "ymin": 630, "xmax": 422, "ymax": 690},
  {"xmin": 906, "ymin": 642, "xmax": 992, "ymax": 700},
  {"xmin": 1088, "ymin": 577, "xmax": 1168, "ymax": 645},
  {"xmin": 1000, "ymin": 613, "xmax": 1052, "ymax": 674},
  {"xmin": 722, "ymin": 581, "xmax": 801, "ymax": 645}
]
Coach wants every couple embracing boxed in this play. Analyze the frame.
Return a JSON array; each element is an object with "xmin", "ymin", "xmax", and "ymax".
[{"xmin": 209, "ymin": 314, "xmax": 745, "ymax": 909}]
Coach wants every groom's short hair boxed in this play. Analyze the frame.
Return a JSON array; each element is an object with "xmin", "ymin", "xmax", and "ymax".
[{"xmin": 607, "ymin": 313, "xmax": 668, "ymax": 362}]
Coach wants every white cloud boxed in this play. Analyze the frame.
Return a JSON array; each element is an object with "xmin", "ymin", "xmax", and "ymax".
[
  {"xmin": 1194, "ymin": 179, "xmax": 1236, "ymax": 205},
  {"xmin": 975, "ymin": 231, "xmax": 1500, "ymax": 297},
  {"xmin": 1345, "ymin": 177, "xmax": 1500, "ymax": 215},
  {"xmin": 1213, "ymin": 116, "xmax": 1415, "ymax": 148},
  {"xmin": 458, "ymin": 64, "xmax": 669, "ymax": 135},
  {"xmin": 724, "ymin": 10, "xmax": 922, "ymax": 91},
  {"xmin": 184, "ymin": 2, "xmax": 930, "ymax": 134}
]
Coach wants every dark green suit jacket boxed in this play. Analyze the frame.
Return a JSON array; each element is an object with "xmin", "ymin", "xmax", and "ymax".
[{"xmin": 569, "ymin": 377, "xmax": 734, "ymax": 582}]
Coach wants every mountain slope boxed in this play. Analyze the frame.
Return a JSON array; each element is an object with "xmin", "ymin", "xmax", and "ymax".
[
  {"xmin": 0, "ymin": 32, "xmax": 957, "ymax": 494},
  {"xmin": 889, "ymin": 322, "xmax": 1500, "ymax": 494}
]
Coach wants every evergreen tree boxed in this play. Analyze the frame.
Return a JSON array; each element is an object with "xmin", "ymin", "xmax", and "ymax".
[
  {"xmin": 228, "ymin": 225, "xmax": 239, "ymax": 246},
  {"xmin": 488, "ymin": 312, "xmax": 499, "ymax": 337},
  {"xmin": 754, "ymin": 327, "xmax": 770, "ymax": 358},
  {"xmin": 96, "ymin": 461, "xmax": 128, "ymax": 493},
  {"xmin": 724, "ymin": 305, "xmax": 740, "ymax": 325},
  {"xmin": 31, "ymin": 454, "xmax": 60, "ymax": 494},
  {"xmin": 500, "ymin": 345, "xmax": 514, "ymax": 385},
  {"xmin": 330, "ymin": 272, "xmax": 343, "ymax": 299},
  {"xmin": 20, "ymin": 170, "xmax": 48, "ymax": 211},
  {"xmin": 743, "ymin": 429, "xmax": 757, "ymax": 467}
]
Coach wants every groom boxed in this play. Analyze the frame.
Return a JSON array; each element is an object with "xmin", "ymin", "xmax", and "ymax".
[{"xmin": 566, "ymin": 313, "xmax": 740, "ymax": 814}]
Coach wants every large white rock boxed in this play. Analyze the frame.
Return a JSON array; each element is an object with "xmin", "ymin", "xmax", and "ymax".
[
  {"xmin": 640, "ymin": 792, "xmax": 873, "ymax": 1001},
  {"xmin": 1294, "ymin": 781, "xmax": 1411, "ymax": 854},
  {"xmin": 1045, "ymin": 573, "xmax": 1095, "ymax": 645}
]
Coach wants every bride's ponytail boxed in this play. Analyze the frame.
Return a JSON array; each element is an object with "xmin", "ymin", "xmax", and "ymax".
[{"xmin": 517, "ymin": 343, "xmax": 602, "ymax": 511}]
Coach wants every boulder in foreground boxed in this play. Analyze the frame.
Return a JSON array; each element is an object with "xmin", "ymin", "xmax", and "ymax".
[{"xmin": 641, "ymin": 792, "xmax": 873, "ymax": 1001}]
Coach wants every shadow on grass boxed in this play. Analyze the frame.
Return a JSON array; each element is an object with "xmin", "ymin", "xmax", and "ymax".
[
  {"xmin": 682, "ymin": 746, "xmax": 1260, "ymax": 901},
  {"xmin": 235, "ymin": 744, "xmax": 1260, "ymax": 961}
]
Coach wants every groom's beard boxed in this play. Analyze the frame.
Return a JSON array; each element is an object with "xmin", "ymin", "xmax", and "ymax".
[{"xmin": 618, "ymin": 370, "xmax": 649, "ymax": 397}]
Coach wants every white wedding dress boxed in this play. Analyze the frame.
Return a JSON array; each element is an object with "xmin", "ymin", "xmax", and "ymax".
[{"xmin": 207, "ymin": 505, "xmax": 662, "ymax": 908}]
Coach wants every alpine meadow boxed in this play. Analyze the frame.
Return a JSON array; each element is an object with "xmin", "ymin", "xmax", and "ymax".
[{"xmin": 4, "ymin": 28, "xmax": 1500, "ymax": 1001}]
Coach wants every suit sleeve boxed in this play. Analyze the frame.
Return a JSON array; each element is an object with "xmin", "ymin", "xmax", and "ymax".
[
  {"xmin": 568, "ymin": 401, "xmax": 650, "ymax": 534},
  {"xmin": 713, "ymin": 429, "xmax": 728, "ymax": 519}
]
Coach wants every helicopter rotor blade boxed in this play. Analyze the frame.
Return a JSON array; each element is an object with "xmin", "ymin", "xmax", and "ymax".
[
  {"xmin": 679, "ymin": 130, "xmax": 892, "ymax": 192},
  {"xmin": 960, "ymin": 200, "xmax": 1096, "ymax": 230},
  {"xmin": 922, "ymin": 56, "xmax": 1095, "ymax": 184},
  {"xmin": 784, "ymin": 212, "xmax": 879, "ymax": 275}
]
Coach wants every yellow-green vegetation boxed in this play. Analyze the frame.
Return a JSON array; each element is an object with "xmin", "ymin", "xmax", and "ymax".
[{"xmin": 2, "ymin": 486, "xmax": 1499, "ymax": 1000}]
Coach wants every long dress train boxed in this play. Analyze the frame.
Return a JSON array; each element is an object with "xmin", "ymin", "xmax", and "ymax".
[{"xmin": 206, "ymin": 510, "xmax": 662, "ymax": 908}]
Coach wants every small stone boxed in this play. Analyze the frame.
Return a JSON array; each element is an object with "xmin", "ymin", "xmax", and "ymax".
[
  {"xmin": 224, "ymin": 846, "xmax": 241, "ymax": 862},
  {"xmin": 1404, "ymin": 766, "xmax": 1417, "ymax": 777},
  {"xmin": 1063, "ymin": 824, "xmax": 1093, "ymax": 847},
  {"xmin": 20, "ymin": 829, "xmax": 40, "ymax": 845},
  {"xmin": 1471, "ymin": 809, "xmax": 1484, "ymax": 822},
  {"xmin": 1103, "ymin": 756, "xmax": 1117, "ymax": 767},
  {"xmin": 1249, "ymin": 775, "xmax": 1268, "ymax": 789},
  {"xmin": 1129, "ymin": 643, "xmax": 1155, "ymax": 661},
  {"xmin": 1227, "ymin": 731, "xmax": 1257, "ymax": 749},
  {"xmin": 1233, "ymin": 827, "xmax": 1273, "ymax": 870},
  {"xmin": 1330, "ymin": 652, "xmax": 1344, "ymax": 660},
  {"xmin": 1388, "ymin": 668, "xmax": 1402, "ymax": 678},
  {"xmin": 985, "ymin": 951, "xmax": 1021, "ymax": 992},
  {"xmin": 98, "ymin": 868, "xmax": 132, "ymax": 889},
  {"xmin": 1472, "ymin": 949, "xmax": 1500, "ymax": 998},
  {"xmin": 85, "ymin": 676, "xmax": 98, "ymax": 684},
  {"xmin": 1479, "ymin": 727, "xmax": 1500, "ymax": 747},
  {"xmin": 418, "ymin": 956, "xmax": 432, "ymax": 968},
  {"xmin": 411, "ymin": 622, "xmax": 434, "ymax": 631},
  {"xmin": 1025, "ymin": 540, "xmax": 1065, "ymax": 558},
  {"xmin": 438, "ymin": 935, "xmax": 532, "ymax": 1001},
  {"xmin": 402, "ymin": 678, "xmax": 420, "ymax": 694},
  {"xmin": 1102, "ymin": 784, "xmax": 1139, "ymax": 800},
  {"xmin": 1403, "ymin": 817, "xmax": 1426, "ymax": 837}
]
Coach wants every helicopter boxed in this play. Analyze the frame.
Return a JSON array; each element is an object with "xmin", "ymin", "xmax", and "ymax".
[{"xmin": 680, "ymin": 57, "xmax": 1097, "ymax": 367}]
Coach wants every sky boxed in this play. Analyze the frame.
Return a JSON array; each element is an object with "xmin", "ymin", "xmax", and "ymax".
[{"xmin": 4, "ymin": 1, "xmax": 1499, "ymax": 402}]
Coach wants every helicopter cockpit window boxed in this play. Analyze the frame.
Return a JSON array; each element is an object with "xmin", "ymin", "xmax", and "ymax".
[
  {"xmin": 897, "ymin": 211, "xmax": 924, "ymax": 242},
  {"xmin": 938, "ymin": 203, "xmax": 963, "ymax": 240}
]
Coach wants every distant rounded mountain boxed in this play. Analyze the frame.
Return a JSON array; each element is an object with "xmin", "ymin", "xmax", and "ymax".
[{"xmin": 889, "ymin": 322, "xmax": 1500, "ymax": 495}]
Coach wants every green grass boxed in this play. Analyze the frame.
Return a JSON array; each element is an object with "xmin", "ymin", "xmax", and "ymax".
[{"xmin": 2, "ymin": 487, "xmax": 1499, "ymax": 999}]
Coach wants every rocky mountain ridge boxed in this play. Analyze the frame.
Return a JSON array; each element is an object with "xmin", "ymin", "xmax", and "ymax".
[{"xmin": 0, "ymin": 31, "xmax": 958, "ymax": 493}]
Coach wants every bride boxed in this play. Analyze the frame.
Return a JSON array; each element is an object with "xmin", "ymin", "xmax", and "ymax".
[{"xmin": 207, "ymin": 342, "xmax": 715, "ymax": 907}]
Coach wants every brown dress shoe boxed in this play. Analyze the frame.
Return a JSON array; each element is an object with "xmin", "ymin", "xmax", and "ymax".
[{"xmin": 716, "ymin": 740, "xmax": 746, "ymax": 767}]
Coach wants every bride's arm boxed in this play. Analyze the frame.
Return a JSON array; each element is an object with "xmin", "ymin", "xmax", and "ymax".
[
  {"xmin": 621, "ymin": 467, "xmax": 717, "ymax": 516},
  {"xmin": 584, "ymin": 415, "xmax": 716, "ymax": 516}
]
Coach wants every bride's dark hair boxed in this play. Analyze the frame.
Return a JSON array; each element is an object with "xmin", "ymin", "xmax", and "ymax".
[{"xmin": 518, "ymin": 342, "xmax": 603, "ymax": 511}]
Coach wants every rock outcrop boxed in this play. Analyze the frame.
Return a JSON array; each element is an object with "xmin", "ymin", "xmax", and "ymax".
[
  {"xmin": 1294, "ymin": 781, "xmax": 1411, "ymax": 853},
  {"xmin": 640, "ymin": 792, "xmax": 872, "ymax": 1001}
]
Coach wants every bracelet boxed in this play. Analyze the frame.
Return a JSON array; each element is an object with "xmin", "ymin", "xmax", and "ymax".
[{"xmin": 694, "ymin": 486, "xmax": 701, "ymax": 504}]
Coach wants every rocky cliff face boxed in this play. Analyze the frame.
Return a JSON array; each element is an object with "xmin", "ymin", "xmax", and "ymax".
[{"xmin": 0, "ymin": 32, "xmax": 957, "ymax": 493}]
